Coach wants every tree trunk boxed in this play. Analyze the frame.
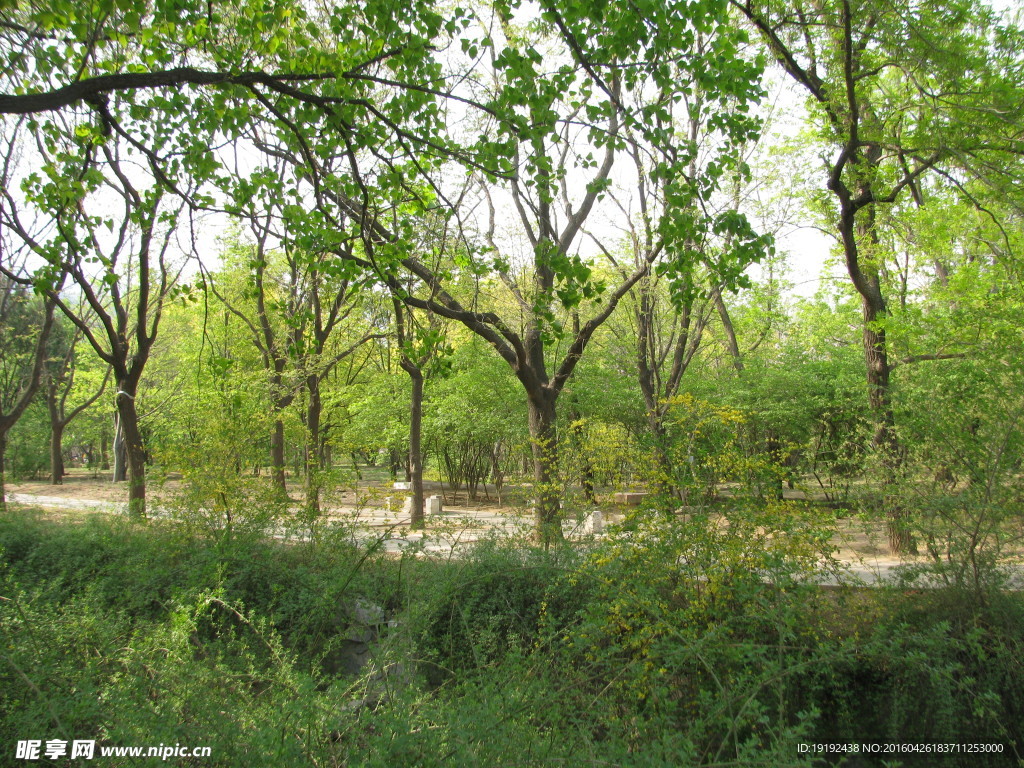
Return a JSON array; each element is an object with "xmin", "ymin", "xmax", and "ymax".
[
  {"xmin": 841, "ymin": 177, "xmax": 910, "ymax": 554},
  {"xmin": 50, "ymin": 422, "xmax": 65, "ymax": 485},
  {"xmin": 112, "ymin": 413, "xmax": 127, "ymax": 482},
  {"xmin": 861, "ymin": 295, "xmax": 911, "ymax": 552},
  {"xmin": 862, "ymin": 296, "xmax": 896, "ymax": 452},
  {"xmin": 714, "ymin": 289, "xmax": 744, "ymax": 374},
  {"xmin": 116, "ymin": 390, "xmax": 146, "ymax": 519},
  {"xmin": 0, "ymin": 429, "xmax": 8, "ymax": 511},
  {"xmin": 270, "ymin": 417, "xmax": 287, "ymax": 495},
  {"xmin": 101, "ymin": 427, "xmax": 110, "ymax": 471},
  {"xmin": 46, "ymin": 380, "xmax": 65, "ymax": 484},
  {"xmin": 305, "ymin": 375, "xmax": 322, "ymax": 515},
  {"xmin": 405, "ymin": 363, "xmax": 425, "ymax": 530},
  {"xmin": 527, "ymin": 390, "xmax": 563, "ymax": 547},
  {"xmin": 637, "ymin": 341, "xmax": 678, "ymax": 500},
  {"xmin": 645, "ymin": 408, "xmax": 676, "ymax": 500}
]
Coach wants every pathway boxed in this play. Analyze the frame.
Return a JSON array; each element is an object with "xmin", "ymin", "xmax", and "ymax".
[{"xmin": 9, "ymin": 492, "xmax": 1023, "ymax": 589}]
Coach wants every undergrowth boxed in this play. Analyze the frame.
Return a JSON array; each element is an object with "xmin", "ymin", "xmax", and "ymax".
[{"xmin": 1, "ymin": 507, "xmax": 1022, "ymax": 767}]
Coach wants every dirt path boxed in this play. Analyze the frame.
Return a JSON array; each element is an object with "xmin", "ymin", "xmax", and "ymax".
[{"xmin": 8, "ymin": 474, "xmax": 1021, "ymax": 587}]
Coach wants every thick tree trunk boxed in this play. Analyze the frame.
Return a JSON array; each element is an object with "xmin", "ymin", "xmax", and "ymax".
[
  {"xmin": 862, "ymin": 297, "xmax": 896, "ymax": 451},
  {"xmin": 406, "ymin": 364, "xmax": 425, "ymax": 530},
  {"xmin": 116, "ymin": 390, "xmax": 146, "ymax": 519},
  {"xmin": 50, "ymin": 422, "xmax": 65, "ymax": 485},
  {"xmin": 841, "ymin": 184, "xmax": 911, "ymax": 554},
  {"xmin": 861, "ymin": 295, "xmax": 911, "ymax": 552},
  {"xmin": 46, "ymin": 381, "xmax": 65, "ymax": 484},
  {"xmin": 527, "ymin": 390, "xmax": 563, "ymax": 547}
]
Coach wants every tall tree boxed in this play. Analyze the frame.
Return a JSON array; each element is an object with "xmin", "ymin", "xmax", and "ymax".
[
  {"xmin": 43, "ymin": 321, "xmax": 110, "ymax": 484},
  {"xmin": 206, "ymin": 216, "xmax": 378, "ymax": 507},
  {"xmin": 1, "ymin": 119, "xmax": 188, "ymax": 518},
  {"xmin": 734, "ymin": 0, "xmax": 1024, "ymax": 549},
  {"xmin": 327, "ymin": 0, "xmax": 768, "ymax": 544},
  {"xmin": 0, "ymin": 272, "xmax": 60, "ymax": 509}
]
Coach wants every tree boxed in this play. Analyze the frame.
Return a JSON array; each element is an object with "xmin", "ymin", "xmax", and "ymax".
[
  {"xmin": 605, "ymin": 119, "xmax": 771, "ymax": 496},
  {"xmin": 1, "ymin": 0, "xmax": 508, "ymax": 505},
  {"xmin": 0, "ymin": 273, "xmax": 59, "ymax": 508},
  {"xmin": 319, "ymin": 0, "xmax": 768, "ymax": 544},
  {"xmin": 1, "ymin": 118, "xmax": 188, "ymax": 518},
  {"xmin": 733, "ymin": 0, "xmax": 1024, "ymax": 549},
  {"xmin": 7, "ymin": 0, "xmax": 765, "ymax": 544},
  {"xmin": 43, "ymin": 320, "xmax": 110, "ymax": 484},
  {"xmin": 206, "ymin": 218, "xmax": 379, "ymax": 508}
]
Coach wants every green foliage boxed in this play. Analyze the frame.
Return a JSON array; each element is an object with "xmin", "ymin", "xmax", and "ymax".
[
  {"xmin": 0, "ymin": 281, "xmax": 46, "ymax": 416},
  {"xmin": 412, "ymin": 540, "xmax": 579, "ymax": 678},
  {"xmin": 4, "ymin": 402, "xmax": 49, "ymax": 480},
  {"xmin": 424, "ymin": 344, "xmax": 527, "ymax": 497},
  {"xmin": 3, "ymin": 508, "xmax": 1024, "ymax": 766},
  {"xmin": 2, "ymin": 0, "xmax": 1024, "ymax": 760}
]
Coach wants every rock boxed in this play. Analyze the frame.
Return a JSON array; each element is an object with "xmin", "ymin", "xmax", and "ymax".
[
  {"xmin": 324, "ymin": 599, "xmax": 389, "ymax": 679},
  {"xmin": 324, "ymin": 638, "xmax": 374, "ymax": 677},
  {"xmin": 352, "ymin": 598, "xmax": 386, "ymax": 626}
]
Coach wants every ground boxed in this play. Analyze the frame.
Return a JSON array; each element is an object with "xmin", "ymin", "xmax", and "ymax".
[{"xmin": 6, "ymin": 468, "xmax": 922, "ymax": 579}]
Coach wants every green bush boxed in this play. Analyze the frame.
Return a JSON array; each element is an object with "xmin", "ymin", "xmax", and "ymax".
[{"xmin": 3, "ymin": 507, "xmax": 1024, "ymax": 767}]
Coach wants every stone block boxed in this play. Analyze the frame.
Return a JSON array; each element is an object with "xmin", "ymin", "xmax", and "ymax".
[{"xmin": 613, "ymin": 492, "xmax": 648, "ymax": 506}]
